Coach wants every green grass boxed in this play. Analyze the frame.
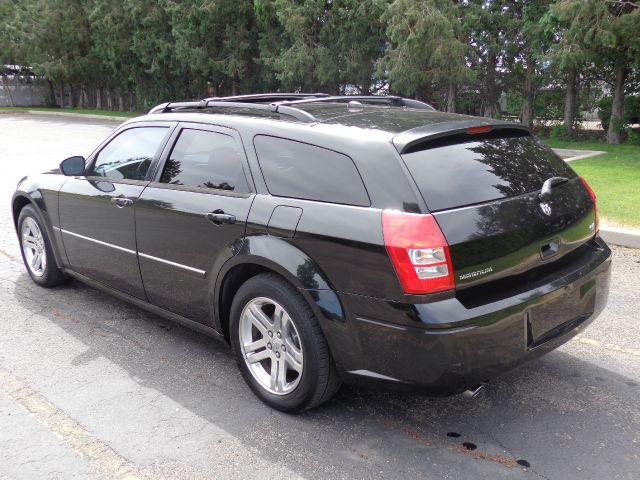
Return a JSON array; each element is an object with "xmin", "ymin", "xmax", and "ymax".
[
  {"xmin": 543, "ymin": 139, "xmax": 640, "ymax": 228},
  {"xmin": 0, "ymin": 106, "xmax": 139, "ymax": 117}
]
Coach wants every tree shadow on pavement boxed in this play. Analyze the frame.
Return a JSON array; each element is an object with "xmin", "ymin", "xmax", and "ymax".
[{"xmin": 8, "ymin": 275, "xmax": 640, "ymax": 480}]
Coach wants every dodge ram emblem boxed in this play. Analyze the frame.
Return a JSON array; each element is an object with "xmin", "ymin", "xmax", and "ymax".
[{"xmin": 540, "ymin": 202, "xmax": 552, "ymax": 216}]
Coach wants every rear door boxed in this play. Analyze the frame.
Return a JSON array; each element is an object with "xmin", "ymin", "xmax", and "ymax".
[
  {"xmin": 400, "ymin": 131, "xmax": 597, "ymax": 289},
  {"xmin": 135, "ymin": 123, "xmax": 254, "ymax": 324},
  {"xmin": 58, "ymin": 123, "xmax": 173, "ymax": 298}
]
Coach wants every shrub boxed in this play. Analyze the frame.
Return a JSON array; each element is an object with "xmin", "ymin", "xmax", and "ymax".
[
  {"xmin": 587, "ymin": 131, "xmax": 605, "ymax": 143},
  {"xmin": 598, "ymin": 95, "xmax": 640, "ymax": 131},
  {"xmin": 626, "ymin": 128, "xmax": 640, "ymax": 146},
  {"xmin": 549, "ymin": 124, "xmax": 565, "ymax": 140}
]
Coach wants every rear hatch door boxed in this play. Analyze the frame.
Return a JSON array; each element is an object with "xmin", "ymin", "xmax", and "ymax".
[{"xmin": 399, "ymin": 129, "xmax": 597, "ymax": 290}]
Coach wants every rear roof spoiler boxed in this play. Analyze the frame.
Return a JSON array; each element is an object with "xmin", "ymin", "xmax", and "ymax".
[{"xmin": 392, "ymin": 120, "xmax": 530, "ymax": 154}]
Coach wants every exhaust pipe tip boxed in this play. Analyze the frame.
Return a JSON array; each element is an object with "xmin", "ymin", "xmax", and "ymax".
[{"xmin": 462, "ymin": 383, "xmax": 486, "ymax": 399}]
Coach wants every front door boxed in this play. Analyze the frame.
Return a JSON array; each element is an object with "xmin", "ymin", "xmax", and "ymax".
[
  {"xmin": 58, "ymin": 124, "xmax": 173, "ymax": 298},
  {"xmin": 135, "ymin": 124, "xmax": 254, "ymax": 324}
]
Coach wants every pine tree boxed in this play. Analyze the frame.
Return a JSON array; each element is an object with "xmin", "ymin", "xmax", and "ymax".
[
  {"xmin": 381, "ymin": 0, "xmax": 470, "ymax": 110},
  {"xmin": 552, "ymin": 0, "xmax": 640, "ymax": 144}
]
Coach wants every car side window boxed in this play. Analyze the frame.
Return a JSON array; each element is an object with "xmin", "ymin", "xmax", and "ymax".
[
  {"xmin": 159, "ymin": 129, "xmax": 249, "ymax": 192},
  {"xmin": 253, "ymin": 135, "xmax": 370, "ymax": 206},
  {"xmin": 90, "ymin": 127, "xmax": 169, "ymax": 181}
]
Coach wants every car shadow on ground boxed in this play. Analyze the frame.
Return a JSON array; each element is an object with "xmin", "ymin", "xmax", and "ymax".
[{"xmin": 9, "ymin": 275, "xmax": 640, "ymax": 480}]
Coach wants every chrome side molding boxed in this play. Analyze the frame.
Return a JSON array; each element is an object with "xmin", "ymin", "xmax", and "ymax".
[
  {"xmin": 60, "ymin": 228, "xmax": 207, "ymax": 278},
  {"xmin": 138, "ymin": 252, "xmax": 206, "ymax": 278},
  {"xmin": 60, "ymin": 228, "xmax": 136, "ymax": 255}
]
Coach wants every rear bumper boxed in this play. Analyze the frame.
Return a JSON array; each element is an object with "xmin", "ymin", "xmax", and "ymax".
[{"xmin": 325, "ymin": 237, "xmax": 612, "ymax": 394}]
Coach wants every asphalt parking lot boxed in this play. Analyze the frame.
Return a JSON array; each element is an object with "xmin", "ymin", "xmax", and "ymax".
[{"xmin": 0, "ymin": 112, "xmax": 639, "ymax": 480}]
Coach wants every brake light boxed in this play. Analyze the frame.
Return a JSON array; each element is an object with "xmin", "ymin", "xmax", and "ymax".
[
  {"xmin": 467, "ymin": 125, "xmax": 492, "ymax": 134},
  {"xmin": 382, "ymin": 211, "xmax": 455, "ymax": 294},
  {"xmin": 579, "ymin": 176, "xmax": 599, "ymax": 233}
]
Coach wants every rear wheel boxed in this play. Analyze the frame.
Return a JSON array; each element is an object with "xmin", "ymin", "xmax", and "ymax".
[
  {"xmin": 18, "ymin": 205, "xmax": 68, "ymax": 287},
  {"xmin": 230, "ymin": 273, "xmax": 341, "ymax": 412}
]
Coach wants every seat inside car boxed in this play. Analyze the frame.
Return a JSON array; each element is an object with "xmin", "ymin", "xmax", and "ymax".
[{"xmin": 207, "ymin": 145, "xmax": 245, "ymax": 191}]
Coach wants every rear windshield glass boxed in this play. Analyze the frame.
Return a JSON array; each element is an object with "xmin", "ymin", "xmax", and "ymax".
[{"xmin": 402, "ymin": 135, "xmax": 576, "ymax": 212}]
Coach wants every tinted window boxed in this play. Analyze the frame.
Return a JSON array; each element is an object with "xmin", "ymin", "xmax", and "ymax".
[
  {"xmin": 402, "ymin": 135, "xmax": 576, "ymax": 212},
  {"xmin": 253, "ymin": 136, "xmax": 369, "ymax": 206},
  {"xmin": 90, "ymin": 127, "xmax": 168, "ymax": 180},
  {"xmin": 160, "ymin": 129, "xmax": 249, "ymax": 192}
]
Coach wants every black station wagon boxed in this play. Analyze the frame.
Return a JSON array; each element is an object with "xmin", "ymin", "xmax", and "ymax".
[{"xmin": 12, "ymin": 94, "xmax": 611, "ymax": 412}]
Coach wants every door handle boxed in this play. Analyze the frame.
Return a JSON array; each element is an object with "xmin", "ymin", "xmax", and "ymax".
[
  {"xmin": 205, "ymin": 210, "xmax": 236, "ymax": 225},
  {"xmin": 110, "ymin": 196, "xmax": 133, "ymax": 208}
]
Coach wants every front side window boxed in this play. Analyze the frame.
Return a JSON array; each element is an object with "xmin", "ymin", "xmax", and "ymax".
[
  {"xmin": 90, "ymin": 127, "xmax": 169, "ymax": 180},
  {"xmin": 160, "ymin": 129, "xmax": 249, "ymax": 192}
]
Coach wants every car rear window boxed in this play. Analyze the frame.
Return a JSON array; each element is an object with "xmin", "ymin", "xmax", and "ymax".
[
  {"xmin": 401, "ymin": 134, "xmax": 576, "ymax": 212},
  {"xmin": 253, "ymin": 135, "xmax": 370, "ymax": 206}
]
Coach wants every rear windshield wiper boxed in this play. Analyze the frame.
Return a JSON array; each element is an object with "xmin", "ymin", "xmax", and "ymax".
[{"xmin": 539, "ymin": 176, "xmax": 569, "ymax": 201}]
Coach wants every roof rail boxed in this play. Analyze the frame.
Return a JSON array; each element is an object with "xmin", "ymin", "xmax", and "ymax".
[
  {"xmin": 148, "ymin": 99, "xmax": 319, "ymax": 123},
  {"xmin": 203, "ymin": 92, "xmax": 329, "ymax": 103},
  {"xmin": 280, "ymin": 95, "xmax": 435, "ymax": 110},
  {"xmin": 147, "ymin": 94, "xmax": 434, "ymax": 121}
]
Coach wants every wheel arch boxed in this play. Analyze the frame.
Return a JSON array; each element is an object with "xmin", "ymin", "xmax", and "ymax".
[
  {"xmin": 12, "ymin": 194, "xmax": 33, "ymax": 228},
  {"xmin": 213, "ymin": 235, "xmax": 347, "ymax": 341},
  {"xmin": 12, "ymin": 191, "xmax": 67, "ymax": 270}
]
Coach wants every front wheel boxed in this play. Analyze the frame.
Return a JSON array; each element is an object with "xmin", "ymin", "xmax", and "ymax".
[
  {"xmin": 230, "ymin": 273, "xmax": 341, "ymax": 412},
  {"xmin": 17, "ymin": 205, "xmax": 68, "ymax": 287}
]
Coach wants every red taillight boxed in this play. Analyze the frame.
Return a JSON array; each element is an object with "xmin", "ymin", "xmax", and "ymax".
[
  {"xmin": 382, "ymin": 211, "xmax": 455, "ymax": 294},
  {"xmin": 579, "ymin": 176, "xmax": 599, "ymax": 233}
]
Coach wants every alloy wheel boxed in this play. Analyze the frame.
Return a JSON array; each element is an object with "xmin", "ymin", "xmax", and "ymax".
[
  {"xmin": 238, "ymin": 297, "xmax": 304, "ymax": 395},
  {"xmin": 21, "ymin": 217, "xmax": 47, "ymax": 277}
]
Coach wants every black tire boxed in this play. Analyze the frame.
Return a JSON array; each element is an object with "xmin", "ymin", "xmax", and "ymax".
[
  {"xmin": 17, "ymin": 205, "xmax": 68, "ymax": 287},
  {"xmin": 230, "ymin": 273, "xmax": 341, "ymax": 412}
]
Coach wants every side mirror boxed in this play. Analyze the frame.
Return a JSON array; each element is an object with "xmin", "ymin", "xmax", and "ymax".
[{"xmin": 60, "ymin": 156, "xmax": 86, "ymax": 176}]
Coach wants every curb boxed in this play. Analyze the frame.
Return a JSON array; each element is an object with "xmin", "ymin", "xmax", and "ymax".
[
  {"xmin": 552, "ymin": 148, "xmax": 607, "ymax": 162},
  {"xmin": 600, "ymin": 226, "xmax": 640, "ymax": 249},
  {"xmin": 0, "ymin": 109, "xmax": 131, "ymax": 121}
]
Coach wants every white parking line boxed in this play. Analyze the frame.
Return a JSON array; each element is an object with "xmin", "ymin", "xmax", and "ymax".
[{"xmin": 575, "ymin": 336, "xmax": 640, "ymax": 358}]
